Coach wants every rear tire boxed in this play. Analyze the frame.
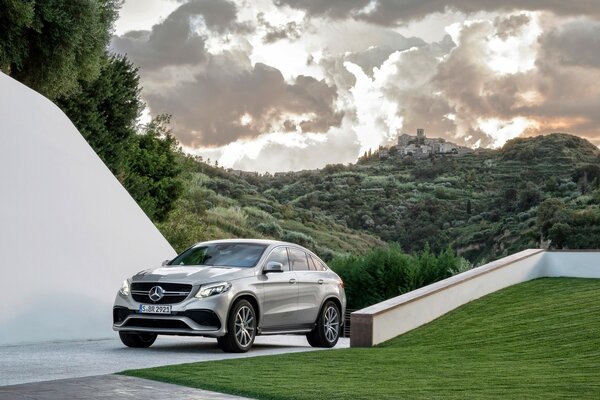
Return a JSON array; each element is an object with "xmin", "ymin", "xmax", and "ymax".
[
  {"xmin": 217, "ymin": 299, "xmax": 256, "ymax": 353},
  {"xmin": 307, "ymin": 301, "xmax": 340, "ymax": 348},
  {"xmin": 119, "ymin": 332, "xmax": 157, "ymax": 348}
]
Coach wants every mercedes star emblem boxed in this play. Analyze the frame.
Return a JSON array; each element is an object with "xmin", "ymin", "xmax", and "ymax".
[{"xmin": 149, "ymin": 286, "xmax": 165, "ymax": 302}]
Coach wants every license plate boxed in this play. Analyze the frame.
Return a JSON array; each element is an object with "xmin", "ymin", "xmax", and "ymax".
[{"xmin": 138, "ymin": 304, "xmax": 172, "ymax": 314}]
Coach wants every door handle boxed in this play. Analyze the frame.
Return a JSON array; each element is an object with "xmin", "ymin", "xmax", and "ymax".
[
  {"xmin": 317, "ymin": 279, "xmax": 324, "ymax": 285},
  {"xmin": 289, "ymin": 278, "xmax": 297, "ymax": 284}
]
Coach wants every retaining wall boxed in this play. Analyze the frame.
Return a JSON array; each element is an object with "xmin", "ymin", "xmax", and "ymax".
[{"xmin": 350, "ymin": 249, "xmax": 600, "ymax": 347}]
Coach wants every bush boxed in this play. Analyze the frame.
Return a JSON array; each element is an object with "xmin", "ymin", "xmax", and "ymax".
[
  {"xmin": 256, "ymin": 221, "xmax": 283, "ymax": 237},
  {"xmin": 282, "ymin": 230, "xmax": 316, "ymax": 248},
  {"xmin": 329, "ymin": 245, "xmax": 468, "ymax": 309}
]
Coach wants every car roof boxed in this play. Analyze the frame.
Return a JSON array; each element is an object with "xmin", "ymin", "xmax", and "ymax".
[{"xmin": 194, "ymin": 238, "xmax": 289, "ymax": 247}]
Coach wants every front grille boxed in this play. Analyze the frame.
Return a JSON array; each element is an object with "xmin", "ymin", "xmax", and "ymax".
[
  {"xmin": 123, "ymin": 318, "xmax": 191, "ymax": 330},
  {"xmin": 131, "ymin": 282, "xmax": 193, "ymax": 291},
  {"xmin": 131, "ymin": 282, "xmax": 192, "ymax": 304}
]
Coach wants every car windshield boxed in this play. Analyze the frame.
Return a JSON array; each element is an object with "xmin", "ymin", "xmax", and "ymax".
[{"xmin": 169, "ymin": 243, "xmax": 267, "ymax": 268}]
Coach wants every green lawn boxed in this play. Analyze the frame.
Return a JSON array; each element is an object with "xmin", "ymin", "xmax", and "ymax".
[{"xmin": 122, "ymin": 278, "xmax": 600, "ymax": 399}]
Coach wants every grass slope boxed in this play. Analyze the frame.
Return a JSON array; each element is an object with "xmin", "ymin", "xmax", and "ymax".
[{"xmin": 123, "ymin": 278, "xmax": 600, "ymax": 399}]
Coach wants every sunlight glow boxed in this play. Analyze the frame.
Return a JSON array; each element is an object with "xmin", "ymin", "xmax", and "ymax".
[
  {"xmin": 486, "ymin": 12, "xmax": 542, "ymax": 75},
  {"xmin": 478, "ymin": 117, "xmax": 539, "ymax": 147}
]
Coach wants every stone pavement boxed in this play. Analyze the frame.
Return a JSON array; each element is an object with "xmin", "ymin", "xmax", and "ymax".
[
  {"xmin": 0, "ymin": 335, "xmax": 349, "ymax": 386},
  {"xmin": 0, "ymin": 374, "xmax": 251, "ymax": 400}
]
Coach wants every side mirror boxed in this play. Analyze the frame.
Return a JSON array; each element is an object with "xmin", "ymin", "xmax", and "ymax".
[
  {"xmin": 161, "ymin": 259, "xmax": 170, "ymax": 266},
  {"xmin": 264, "ymin": 261, "xmax": 284, "ymax": 273}
]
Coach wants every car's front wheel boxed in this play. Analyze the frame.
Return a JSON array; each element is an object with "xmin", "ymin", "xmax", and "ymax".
[
  {"xmin": 307, "ymin": 300, "xmax": 340, "ymax": 348},
  {"xmin": 119, "ymin": 332, "xmax": 157, "ymax": 348},
  {"xmin": 218, "ymin": 299, "xmax": 256, "ymax": 353}
]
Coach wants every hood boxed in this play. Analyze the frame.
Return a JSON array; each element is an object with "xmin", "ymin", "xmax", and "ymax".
[{"xmin": 131, "ymin": 265, "xmax": 254, "ymax": 285}]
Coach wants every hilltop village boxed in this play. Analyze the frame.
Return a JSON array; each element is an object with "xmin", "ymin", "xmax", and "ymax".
[{"xmin": 369, "ymin": 129, "xmax": 473, "ymax": 161}]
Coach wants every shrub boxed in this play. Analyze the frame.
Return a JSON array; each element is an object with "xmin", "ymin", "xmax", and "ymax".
[
  {"xmin": 330, "ymin": 245, "xmax": 468, "ymax": 309},
  {"xmin": 256, "ymin": 221, "xmax": 284, "ymax": 237},
  {"xmin": 282, "ymin": 230, "xmax": 316, "ymax": 248}
]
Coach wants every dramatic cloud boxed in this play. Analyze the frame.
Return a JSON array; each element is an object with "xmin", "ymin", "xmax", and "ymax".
[
  {"xmin": 541, "ymin": 19, "xmax": 600, "ymax": 68},
  {"xmin": 425, "ymin": 14, "xmax": 600, "ymax": 146},
  {"xmin": 224, "ymin": 126, "xmax": 361, "ymax": 172},
  {"xmin": 494, "ymin": 13, "xmax": 530, "ymax": 39},
  {"xmin": 257, "ymin": 12, "xmax": 303, "ymax": 43},
  {"xmin": 275, "ymin": 0, "xmax": 600, "ymax": 25},
  {"xmin": 112, "ymin": 0, "xmax": 342, "ymax": 149},
  {"xmin": 112, "ymin": 0, "xmax": 600, "ymax": 171},
  {"xmin": 146, "ymin": 56, "xmax": 343, "ymax": 146},
  {"xmin": 111, "ymin": 0, "xmax": 239, "ymax": 70}
]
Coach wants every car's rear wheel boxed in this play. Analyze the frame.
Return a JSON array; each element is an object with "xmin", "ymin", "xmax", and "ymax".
[
  {"xmin": 119, "ymin": 332, "xmax": 157, "ymax": 348},
  {"xmin": 307, "ymin": 300, "xmax": 340, "ymax": 348},
  {"xmin": 218, "ymin": 299, "xmax": 256, "ymax": 353}
]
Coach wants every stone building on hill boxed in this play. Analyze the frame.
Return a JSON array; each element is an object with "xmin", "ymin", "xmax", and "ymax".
[{"xmin": 395, "ymin": 128, "xmax": 469, "ymax": 157}]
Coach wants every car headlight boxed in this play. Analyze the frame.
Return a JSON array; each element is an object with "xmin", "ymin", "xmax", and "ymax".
[
  {"xmin": 119, "ymin": 279, "xmax": 130, "ymax": 296},
  {"xmin": 196, "ymin": 282, "xmax": 232, "ymax": 298}
]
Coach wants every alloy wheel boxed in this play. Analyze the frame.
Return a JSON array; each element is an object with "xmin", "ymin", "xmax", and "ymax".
[
  {"xmin": 324, "ymin": 305, "xmax": 340, "ymax": 342},
  {"xmin": 234, "ymin": 305, "xmax": 255, "ymax": 347}
]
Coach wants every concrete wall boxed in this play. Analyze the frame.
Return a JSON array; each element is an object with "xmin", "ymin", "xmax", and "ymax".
[
  {"xmin": 351, "ymin": 249, "xmax": 600, "ymax": 347},
  {"xmin": 541, "ymin": 251, "xmax": 600, "ymax": 278},
  {"xmin": 0, "ymin": 73, "xmax": 177, "ymax": 345}
]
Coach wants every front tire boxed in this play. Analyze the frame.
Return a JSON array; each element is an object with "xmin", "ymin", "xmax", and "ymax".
[
  {"xmin": 218, "ymin": 299, "xmax": 256, "ymax": 353},
  {"xmin": 307, "ymin": 301, "xmax": 340, "ymax": 348},
  {"xmin": 119, "ymin": 332, "xmax": 157, "ymax": 348}
]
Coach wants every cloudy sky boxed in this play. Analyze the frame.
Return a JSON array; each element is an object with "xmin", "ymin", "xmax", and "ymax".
[{"xmin": 112, "ymin": 0, "xmax": 600, "ymax": 172}]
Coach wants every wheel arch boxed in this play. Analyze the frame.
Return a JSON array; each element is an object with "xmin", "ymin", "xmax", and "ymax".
[
  {"xmin": 318, "ymin": 296, "xmax": 343, "ymax": 326},
  {"xmin": 229, "ymin": 292, "xmax": 261, "ymax": 328}
]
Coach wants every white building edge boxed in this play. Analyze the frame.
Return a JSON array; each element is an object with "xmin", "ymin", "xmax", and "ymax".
[{"xmin": 0, "ymin": 73, "xmax": 176, "ymax": 345}]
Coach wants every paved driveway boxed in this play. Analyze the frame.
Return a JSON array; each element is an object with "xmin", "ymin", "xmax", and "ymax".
[
  {"xmin": 0, "ymin": 335, "xmax": 349, "ymax": 386},
  {"xmin": 0, "ymin": 375, "xmax": 251, "ymax": 400}
]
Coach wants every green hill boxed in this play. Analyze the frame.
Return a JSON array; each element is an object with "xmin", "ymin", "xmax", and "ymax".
[
  {"xmin": 158, "ymin": 154, "xmax": 383, "ymax": 258},
  {"xmin": 158, "ymin": 133, "xmax": 600, "ymax": 263},
  {"xmin": 500, "ymin": 133, "xmax": 599, "ymax": 161},
  {"xmin": 243, "ymin": 133, "xmax": 600, "ymax": 263},
  {"xmin": 124, "ymin": 278, "xmax": 600, "ymax": 399}
]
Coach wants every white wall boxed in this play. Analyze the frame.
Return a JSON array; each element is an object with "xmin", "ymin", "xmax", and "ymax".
[
  {"xmin": 0, "ymin": 73, "xmax": 177, "ymax": 345},
  {"xmin": 351, "ymin": 250, "xmax": 600, "ymax": 347},
  {"xmin": 541, "ymin": 251, "xmax": 600, "ymax": 278}
]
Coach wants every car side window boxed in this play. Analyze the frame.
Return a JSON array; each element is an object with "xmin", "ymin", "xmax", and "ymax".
[
  {"xmin": 310, "ymin": 255, "xmax": 327, "ymax": 271},
  {"xmin": 307, "ymin": 254, "xmax": 317, "ymax": 271},
  {"xmin": 264, "ymin": 247, "xmax": 290, "ymax": 271},
  {"xmin": 288, "ymin": 248, "xmax": 309, "ymax": 271}
]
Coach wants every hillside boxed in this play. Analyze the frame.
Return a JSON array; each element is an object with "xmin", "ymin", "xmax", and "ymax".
[
  {"xmin": 157, "ymin": 154, "xmax": 383, "ymax": 258},
  {"xmin": 124, "ymin": 278, "xmax": 600, "ymax": 399},
  {"xmin": 243, "ymin": 133, "xmax": 600, "ymax": 263},
  {"xmin": 158, "ymin": 133, "xmax": 600, "ymax": 264}
]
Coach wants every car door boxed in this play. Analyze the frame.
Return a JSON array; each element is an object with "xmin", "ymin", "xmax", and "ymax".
[
  {"xmin": 259, "ymin": 246, "xmax": 299, "ymax": 329},
  {"xmin": 288, "ymin": 248, "xmax": 322, "ymax": 325}
]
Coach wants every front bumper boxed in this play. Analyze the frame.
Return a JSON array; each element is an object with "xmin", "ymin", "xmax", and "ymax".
[{"xmin": 112, "ymin": 289, "xmax": 233, "ymax": 337}]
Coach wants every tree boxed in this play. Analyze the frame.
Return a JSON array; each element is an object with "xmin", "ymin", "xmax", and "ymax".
[
  {"xmin": 56, "ymin": 53, "xmax": 142, "ymax": 175},
  {"xmin": 572, "ymin": 164, "xmax": 600, "ymax": 194},
  {"xmin": 0, "ymin": 0, "xmax": 120, "ymax": 99},
  {"xmin": 56, "ymin": 53, "xmax": 181, "ymax": 222},
  {"xmin": 547, "ymin": 223, "xmax": 571, "ymax": 249},
  {"xmin": 124, "ymin": 115, "xmax": 183, "ymax": 222},
  {"xmin": 518, "ymin": 182, "xmax": 542, "ymax": 211},
  {"xmin": 0, "ymin": 0, "xmax": 34, "ymax": 71},
  {"xmin": 537, "ymin": 198, "xmax": 568, "ymax": 239}
]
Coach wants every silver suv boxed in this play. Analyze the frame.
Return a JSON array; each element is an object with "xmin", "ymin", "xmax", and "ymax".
[{"xmin": 113, "ymin": 239, "xmax": 346, "ymax": 352}]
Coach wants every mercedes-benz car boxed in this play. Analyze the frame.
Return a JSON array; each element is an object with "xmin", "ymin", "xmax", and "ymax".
[{"xmin": 113, "ymin": 239, "xmax": 346, "ymax": 352}]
